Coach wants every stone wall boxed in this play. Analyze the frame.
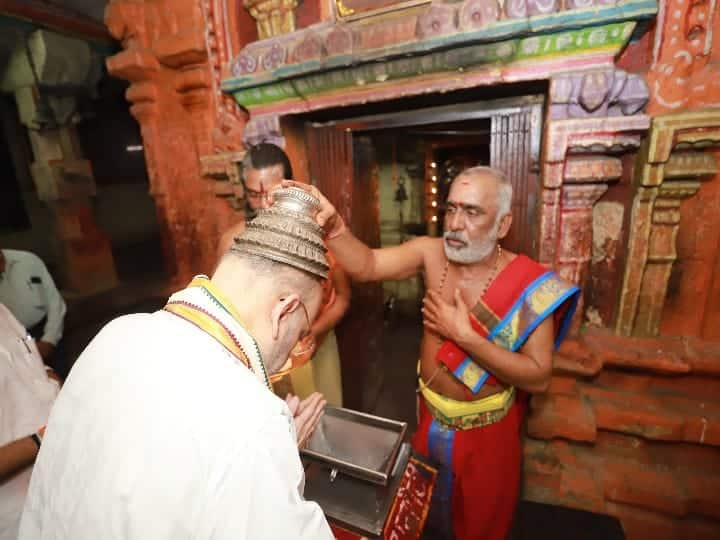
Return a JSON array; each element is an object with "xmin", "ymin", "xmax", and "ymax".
[
  {"xmin": 105, "ymin": 0, "xmax": 248, "ymax": 285},
  {"xmin": 524, "ymin": 3, "xmax": 720, "ymax": 537}
]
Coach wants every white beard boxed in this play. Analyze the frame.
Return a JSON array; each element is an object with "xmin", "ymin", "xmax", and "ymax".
[{"xmin": 443, "ymin": 221, "xmax": 499, "ymax": 264}]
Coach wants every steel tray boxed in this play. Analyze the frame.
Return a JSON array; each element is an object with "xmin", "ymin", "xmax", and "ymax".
[{"xmin": 301, "ymin": 406, "xmax": 408, "ymax": 486}]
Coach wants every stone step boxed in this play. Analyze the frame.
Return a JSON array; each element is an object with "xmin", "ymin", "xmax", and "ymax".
[
  {"xmin": 553, "ymin": 328, "xmax": 720, "ymax": 377},
  {"xmin": 523, "ymin": 433, "xmax": 720, "ymax": 540},
  {"xmin": 528, "ymin": 374, "xmax": 720, "ymax": 446}
]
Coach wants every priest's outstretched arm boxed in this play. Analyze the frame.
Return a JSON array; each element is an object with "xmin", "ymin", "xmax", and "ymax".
[{"xmin": 280, "ymin": 181, "xmax": 428, "ymax": 283}]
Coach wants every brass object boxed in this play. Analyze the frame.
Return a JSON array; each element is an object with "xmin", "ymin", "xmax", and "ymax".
[
  {"xmin": 244, "ymin": 0, "xmax": 298, "ymax": 39},
  {"xmin": 335, "ymin": 0, "xmax": 356, "ymax": 17},
  {"xmin": 232, "ymin": 186, "xmax": 329, "ymax": 279}
]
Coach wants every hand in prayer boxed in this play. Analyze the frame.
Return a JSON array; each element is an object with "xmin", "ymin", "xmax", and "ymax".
[
  {"xmin": 278, "ymin": 180, "xmax": 347, "ymax": 239},
  {"xmin": 285, "ymin": 392, "xmax": 326, "ymax": 449},
  {"xmin": 422, "ymin": 289, "xmax": 473, "ymax": 344}
]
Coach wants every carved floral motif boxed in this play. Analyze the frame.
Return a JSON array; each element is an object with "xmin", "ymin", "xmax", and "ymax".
[
  {"xmin": 231, "ymin": 51, "xmax": 258, "ymax": 76},
  {"xmin": 504, "ymin": 0, "xmax": 559, "ymax": 19},
  {"xmin": 325, "ymin": 25, "xmax": 353, "ymax": 56},
  {"xmin": 292, "ymin": 32, "xmax": 323, "ymax": 63},
  {"xmin": 261, "ymin": 42, "xmax": 287, "ymax": 70},
  {"xmin": 458, "ymin": 0, "xmax": 500, "ymax": 31},
  {"xmin": 416, "ymin": 4, "xmax": 456, "ymax": 39},
  {"xmin": 647, "ymin": 0, "xmax": 720, "ymax": 112}
]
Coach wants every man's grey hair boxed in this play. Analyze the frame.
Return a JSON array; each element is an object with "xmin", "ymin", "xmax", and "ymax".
[
  {"xmin": 221, "ymin": 251, "xmax": 320, "ymax": 302},
  {"xmin": 454, "ymin": 166, "xmax": 513, "ymax": 219}
]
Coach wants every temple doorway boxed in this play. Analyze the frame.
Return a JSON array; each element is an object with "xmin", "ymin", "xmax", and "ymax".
[{"xmin": 290, "ymin": 90, "xmax": 545, "ymax": 414}]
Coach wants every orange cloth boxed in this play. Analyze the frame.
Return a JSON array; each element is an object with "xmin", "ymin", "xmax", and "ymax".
[{"xmin": 319, "ymin": 249, "xmax": 337, "ymax": 316}]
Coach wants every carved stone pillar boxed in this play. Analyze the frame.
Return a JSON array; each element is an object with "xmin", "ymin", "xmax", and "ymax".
[
  {"xmin": 1, "ymin": 29, "xmax": 117, "ymax": 294},
  {"xmin": 557, "ymin": 184, "xmax": 609, "ymax": 286},
  {"xmin": 540, "ymin": 114, "xmax": 649, "ymax": 330},
  {"xmin": 106, "ymin": 0, "xmax": 246, "ymax": 283},
  {"xmin": 617, "ymin": 110, "xmax": 720, "ymax": 336}
]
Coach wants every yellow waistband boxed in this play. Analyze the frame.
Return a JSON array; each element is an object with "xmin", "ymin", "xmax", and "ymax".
[{"xmin": 417, "ymin": 361, "xmax": 515, "ymax": 430}]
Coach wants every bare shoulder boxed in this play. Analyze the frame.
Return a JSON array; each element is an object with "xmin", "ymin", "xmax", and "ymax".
[
  {"xmin": 403, "ymin": 235, "xmax": 442, "ymax": 254},
  {"xmin": 411, "ymin": 236, "xmax": 445, "ymax": 283},
  {"xmin": 218, "ymin": 221, "xmax": 246, "ymax": 255}
]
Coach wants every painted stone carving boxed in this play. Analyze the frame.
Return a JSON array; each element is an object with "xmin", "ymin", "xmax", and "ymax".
[
  {"xmin": 459, "ymin": 0, "xmax": 500, "ymax": 31},
  {"xmin": 261, "ymin": 41, "xmax": 287, "ymax": 71},
  {"xmin": 505, "ymin": 0, "xmax": 559, "ymax": 19},
  {"xmin": 244, "ymin": 0, "xmax": 299, "ymax": 40},
  {"xmin": 231, "ymin": 51, "xmax": 258, "ymax": 76},
  {"xmin": 416, "ymin": 4, "xmax": 457, "ymax": 40},
  {"xmin": 550, "ymin": 69, "xmax": 649, "ymax": 119},
  {"xmin": 647, "ymin": 0, "xmax": 720, "ymax": 112},
  {"xmin": 292, "ymin": 32, "xmax": 323, "ymax": 64},
  {"xmin": 325, "ymin": 25, "xmax": 353, "ymax": 57}
]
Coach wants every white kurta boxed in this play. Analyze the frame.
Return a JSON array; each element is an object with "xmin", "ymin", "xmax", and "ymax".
[
  {"xmin": 19, "ymin": 310, "xmax": 333, "ymax": 540},
  {"xmin": 0, "ymin": 303, "xmax": 59, "ymax": 540}
]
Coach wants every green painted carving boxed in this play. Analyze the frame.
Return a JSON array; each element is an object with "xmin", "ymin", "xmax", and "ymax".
[{"xmin": 230, "ymin": 21, "xmax": 636, "ymax": 107}]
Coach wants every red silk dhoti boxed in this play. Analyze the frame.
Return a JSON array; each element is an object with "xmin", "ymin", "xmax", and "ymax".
[{"xmin": 412, "ymin": 255, "xmax": 579, "ymax": 539}]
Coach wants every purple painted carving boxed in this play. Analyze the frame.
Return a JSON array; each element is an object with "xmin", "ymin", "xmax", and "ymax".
[
  {"xmin": 527, "ymin": 0, "xmax": 559, "ymax": 16},
  {"xmin": 608, "ymin": 68, "xmax": 628, "ymax": 103},
  {"xmin": 566, "ymin": 0, "xmax": 596, "ymax": 8},
  {"xmin": 579, "ymin": 70, "xmax": 611, "ymax": 113},
  {"xmin": 261, "ymin": 42, "xmax": 286, "ymax": 71},
  {"xmin": 617, "ymin": 74, "xmax": 650, "ymax": 115},
  {"xmin": 568, "ymin": 0, "xmax": 618, "ymax": 8},
  {"xmin": 416, "ymin": 4, "xmax": 457, "ymax": 40},
  {"xmin": 325, "ymin": 25, "xmax": 353, "ymax": 56},
  {"xmin": 550, "ymin": 69, "xmax": 649, "ymax": 119},
  {"xmin": 292, "ymin": 32, "xmax": 323, "ymax": 64},
  {"xmin": 504, "ymin": 0, "xmax": 527, "ymax": 18},
  {"xmin": 459, "ymin": 0, "xmax": 500, "ymax": 31},
  {"xmin": 231, "ymin": 51, "xmax": 257, "ymax": 76},
  {"xmin": 505, "ymin": 0, "xmax": 558, "ymax": 17},
  {"xmin": 243, "ymin": 116, "xmax": 284, "ymax": 148}
]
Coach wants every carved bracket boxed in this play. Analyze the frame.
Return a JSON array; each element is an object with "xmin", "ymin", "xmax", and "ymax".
[
  {"xmin": 616, "ymin": 109, "xmax": 720, "ymax": 337},
  {"xmin": 539, "ymin": 115, "xmax": 649, "ymax": 268},
  {"xmin": 200, "ymin": 150, "xmax": 247, "ymax": 209},
  {"xmin": 538, "ymin": 115, "xmax": 651, "ymax": 335}
]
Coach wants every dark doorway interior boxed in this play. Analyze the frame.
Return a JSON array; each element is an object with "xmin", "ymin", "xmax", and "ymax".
[
  {"xmin": 0, "ymin": 96, "xmax": 31, "ymax": 232},
  {"xmin": 299, "ymin": 92, "xmax": 544, "ymax": 415}
]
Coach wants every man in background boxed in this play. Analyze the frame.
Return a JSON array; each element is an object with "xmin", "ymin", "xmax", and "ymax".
[
  {"xmin": 0, "ymin": 303, "xmax": 59, "ymax": 540},
  {"xmin": 218, "ymin": 143, "xmax": 350, "ymax": 407},
  {"xmin": 0, "ymin": 249, "xmax": 66, "ymax": 374}
]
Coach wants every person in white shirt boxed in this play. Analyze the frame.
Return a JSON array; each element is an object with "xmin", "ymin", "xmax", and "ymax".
[
  {"xmin": 0, "ymin": 249, "xmax": 66, "ymax": 364},
  {"xmin": 19, "ymin": 188, "xmax": 334, "ymax": 540},
  {"xmin": 0, "ymin": 303, "xmax": 59, "ymax": 540}
]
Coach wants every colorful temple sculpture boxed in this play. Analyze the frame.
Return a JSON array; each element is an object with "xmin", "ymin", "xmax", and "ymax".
[{"xmin": 103, "ymin": 0, "xmax": 719, "ymax": 537}]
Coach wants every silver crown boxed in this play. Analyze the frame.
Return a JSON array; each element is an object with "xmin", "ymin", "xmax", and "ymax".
[{"xmin": 232, "ymin": 187, "xmax": 329, "ymax": 279}]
